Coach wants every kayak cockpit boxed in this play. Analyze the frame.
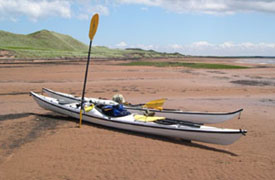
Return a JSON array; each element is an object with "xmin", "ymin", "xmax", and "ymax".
[{"xmin": 96, "ymin": 104, "xmax": 131, "ymax": 117}]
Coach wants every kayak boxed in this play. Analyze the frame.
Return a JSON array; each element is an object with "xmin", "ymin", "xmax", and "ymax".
[
  {"xmin": 42, "ymin": 88, "xmax": 243, "ymax": 124},
  {"xmin": 30, "ymin": 91, "xmax": 246, "ymax": 145}
]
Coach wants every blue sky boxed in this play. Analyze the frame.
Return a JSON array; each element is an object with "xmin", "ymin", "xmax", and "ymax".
[{"xmin": 1, "ymin": 0, "xmax": 275, "ymax": 56}]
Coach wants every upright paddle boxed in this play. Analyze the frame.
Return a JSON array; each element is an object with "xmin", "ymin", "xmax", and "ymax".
[{"xmin": 79, "ymin": 13, "xmax": 99, "ymax": 128}]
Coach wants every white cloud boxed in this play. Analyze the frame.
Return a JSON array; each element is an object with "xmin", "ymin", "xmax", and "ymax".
[
  {"xmin": 0, "ymin": 0, "xmax": 71, "ymax": 21},
  {"xmin": 116, "ymin": 41, "xmax": 128, "ymax": 48},
  {"xmin": 2, "ymin": 0, "xmax": 275, "ymax": 21},
  {"xmin": 169, "ymin": 44, "xmax": 183, "ymax": 49},
  {"xmin": 91, "ymin": 4, "xmax": 109, "ymax": 15},
  {"xmin": 219, "ymin": 42, "xmax": 235, "ymax": 49},
  {"xmin": 118, "ymin": 0, "xmax": 161, "ymax": 6},
  {"xmin": 0, "ymin": 0, "xmax": 111, "ymax": 21},
  {"xmin": 77, "ymin": 4, "xmax": 109, "ymax": 20},
  {"xmin": 116, "ymin": 0, "xmax": 275, "ymax": 14},
  {"xmin": 190, "ymin": 41, "xmax": 214, "ymax": 48}
]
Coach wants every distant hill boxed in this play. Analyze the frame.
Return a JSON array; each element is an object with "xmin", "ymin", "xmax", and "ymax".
[
  {"xmin": 0, "ymin": 29, "xmax": 87, "ymax": 51},
  {"xmin": 0, "ymin": 30, "xmax": 184, "ymax": 59}
]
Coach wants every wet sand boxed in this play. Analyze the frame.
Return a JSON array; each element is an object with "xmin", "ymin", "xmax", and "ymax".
[{"xmin": 0, "ymin": 58, "xmax": 275, "ymax": 180}]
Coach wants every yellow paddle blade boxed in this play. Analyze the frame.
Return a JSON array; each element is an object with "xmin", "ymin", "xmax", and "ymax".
[
  {"xmin": 143, "ymin": 98, "xmax": 166, "ymax": 110},
  {"xmin": 134, "ymin": 115, "xmax": 165, "ymax": 122},
  {"xmin": 89, "ymin": 13, "xmax": 99, "ymax": 41}
]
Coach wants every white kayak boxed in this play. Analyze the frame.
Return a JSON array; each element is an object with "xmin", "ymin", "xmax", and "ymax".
[
  {"xmin": 30, "ymin": 91, "xmax": 246, "ymax": 145},
  {"xmin": 42, "ymin": 88, "xmax": 243, "ymax": 124}
]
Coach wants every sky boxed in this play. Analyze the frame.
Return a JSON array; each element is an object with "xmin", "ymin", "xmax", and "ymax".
[{"xmin": 0, "ymin": 0, "xmax": 275, "ymax": 56}]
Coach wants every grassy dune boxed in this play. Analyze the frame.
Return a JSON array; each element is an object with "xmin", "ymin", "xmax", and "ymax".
[
  {"xmin": 0, "ymin": 30, "xmax": 88, "ymax": 58},
  {"xmin": 0, "ymin": 30, "xmax": 184, "ymax": 59}
]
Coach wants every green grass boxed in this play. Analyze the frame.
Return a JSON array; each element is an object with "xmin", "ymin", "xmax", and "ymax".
[
  {"xmin": 120, "ymin": 61, "xmax": 249, "ymax": 69},
  {"xmin": 0, "ymin": 30, "xmax": 87, "ymax": 51},
  {"xmin": 0, "ymin": 30, "xmax": 185, "ymax": 59},
  {"xmin": 0, "ymin": 29, "xmax": 89, "ymax": 58}
]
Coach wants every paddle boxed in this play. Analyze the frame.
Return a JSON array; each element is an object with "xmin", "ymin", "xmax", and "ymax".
[
  {"xmin": 79, "ymin": 13, "xmax": 99, "ymax": 128},
  {"xmin": 125, "ymin": 98, "xmax": 167, "ymax": 110},
  {"xmin": 142, "ymin": 98, "xmax": 166, "ymax": 110}
]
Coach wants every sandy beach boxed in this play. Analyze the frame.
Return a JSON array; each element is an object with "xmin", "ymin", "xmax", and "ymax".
[{"xmin": 0, "ymin": 58, "xmax": 275, "ymax": 180}]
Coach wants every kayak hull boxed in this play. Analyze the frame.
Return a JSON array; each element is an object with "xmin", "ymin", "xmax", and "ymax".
[{"xmin": 31, "ymin": 92, "xmax": 246, "ymax": 145}]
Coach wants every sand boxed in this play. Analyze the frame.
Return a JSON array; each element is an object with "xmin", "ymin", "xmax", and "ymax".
[{"xmin": 0, "ymin": 58, "xmax": 275, "ymax": 180}]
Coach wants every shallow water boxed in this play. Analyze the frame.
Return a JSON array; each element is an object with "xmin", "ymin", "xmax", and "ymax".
[{"xmin": 237, "ymin": 58, "xmax": 275, "ymax": 65}]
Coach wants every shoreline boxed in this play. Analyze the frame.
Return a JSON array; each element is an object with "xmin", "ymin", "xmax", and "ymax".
[{"xmin": 1, "ymin": 56, "xmax": 275, "ymax": 66}]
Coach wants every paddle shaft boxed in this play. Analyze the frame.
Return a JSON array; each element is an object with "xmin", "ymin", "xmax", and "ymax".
[{"xmin": 80, "ymin": 40, "xmax": 93, "ymax": 109}]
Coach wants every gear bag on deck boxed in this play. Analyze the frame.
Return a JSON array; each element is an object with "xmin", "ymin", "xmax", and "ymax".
[{"xmin": 102, "ymin": 104, "xmax": 130, "ymax": 117}]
